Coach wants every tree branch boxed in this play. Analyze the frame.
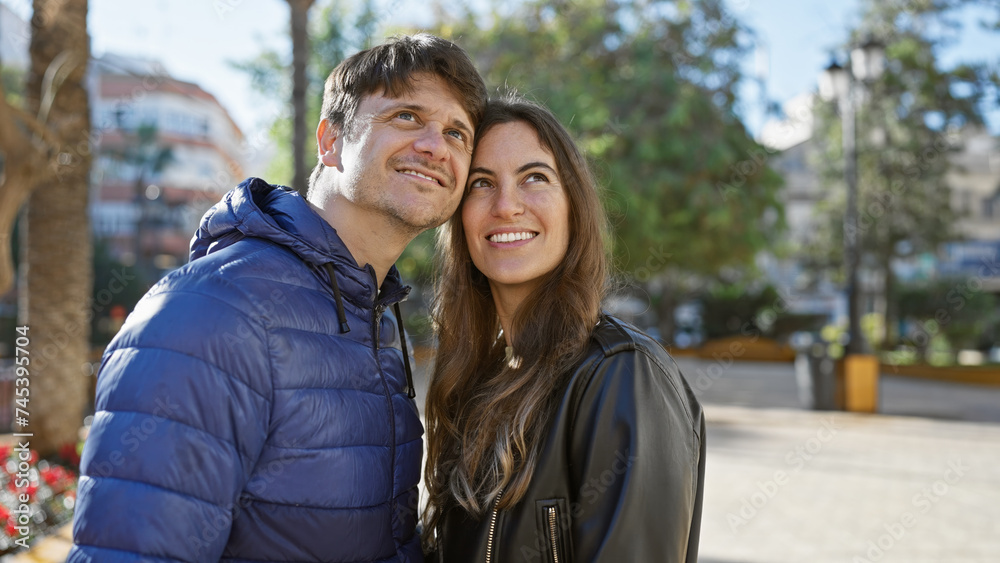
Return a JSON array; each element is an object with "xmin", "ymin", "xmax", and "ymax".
[{"xmin": 0, "ymin": 51, "xmax": 81, "ymax": 293}]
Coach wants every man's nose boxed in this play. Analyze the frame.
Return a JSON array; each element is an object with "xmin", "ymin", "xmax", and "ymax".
[{"xmin": 412, "ymin": 124, "xmax": 450, "ymax": 161}]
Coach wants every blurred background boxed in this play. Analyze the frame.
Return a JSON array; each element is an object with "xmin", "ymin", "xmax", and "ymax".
[{"xmin": 0, "ymin": 0, "xmax": 998, "ymax": 560}]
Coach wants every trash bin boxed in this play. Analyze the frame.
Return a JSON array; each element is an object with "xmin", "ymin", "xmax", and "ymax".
[
  {"xmin": 808, "ymin": 343, "xmax": 837, "ymax": 410},
  {"xmin": 791, "ymin": 333, "xmax": 837, "ymax": 410}
]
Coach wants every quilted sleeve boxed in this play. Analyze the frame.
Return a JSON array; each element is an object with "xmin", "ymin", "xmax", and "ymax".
[{"xmin": 67, "ymin": 274, "xmax": 273, "ymax": 562}]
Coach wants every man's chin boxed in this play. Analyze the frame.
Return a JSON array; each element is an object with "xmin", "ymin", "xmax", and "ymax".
[
  {"xmin": 392, "ymin": 198, "xmax": 459, "ymax": 232},
  {"xmin": 387, "ymin": 208, "xmax": 451, "ymax": 235}
]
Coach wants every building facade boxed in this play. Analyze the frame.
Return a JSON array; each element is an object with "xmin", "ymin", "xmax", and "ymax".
[{"xmin": 88, "ymin": 54, "xmax": 248, "ymax": 277}]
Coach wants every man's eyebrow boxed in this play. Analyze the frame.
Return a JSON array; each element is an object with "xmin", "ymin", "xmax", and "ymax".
[{"xmin": 379, "ymin": 102, "xmax": 425, "ymax": 116}]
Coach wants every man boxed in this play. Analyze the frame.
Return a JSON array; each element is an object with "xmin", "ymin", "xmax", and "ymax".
[{"xmin": 68, "ymin": 34, "xmax": 486, "ymax": 562}]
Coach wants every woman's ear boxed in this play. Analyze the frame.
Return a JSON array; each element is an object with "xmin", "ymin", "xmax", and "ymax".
[{"xmin": 316, "ymin": 118, "xmax": 344, "ymax": 170}]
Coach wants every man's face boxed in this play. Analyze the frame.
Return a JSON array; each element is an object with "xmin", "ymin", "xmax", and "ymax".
[{"xmin": 318, "ymin": 73, "xmax": 475, "ymax": 235}]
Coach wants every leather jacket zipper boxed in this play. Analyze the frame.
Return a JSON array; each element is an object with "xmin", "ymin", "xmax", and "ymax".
[
  {"xmin": 485, "ymin": 487, "xmax": 504, "ymax": 563},
  {"xmin": 546, "ymin": 505, "xmax": 561, "ymax": 563}
]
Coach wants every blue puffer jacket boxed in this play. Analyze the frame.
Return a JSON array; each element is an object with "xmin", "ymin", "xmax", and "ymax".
[{"xmin": 69, "ymin": 178, "xmax": 424, "ymax": 562}]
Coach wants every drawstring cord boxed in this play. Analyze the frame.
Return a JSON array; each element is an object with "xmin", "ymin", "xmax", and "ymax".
[
  {"xmin": 322, "ymin": 262, "xmax": 351, "ymax": 334},
  {"xmin": 394, "ymin": 302, "xmax": 416, "ymax": 399}
]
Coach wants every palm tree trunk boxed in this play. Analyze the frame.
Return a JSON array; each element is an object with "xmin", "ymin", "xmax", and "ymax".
[
  {"xmin": 289, "ymin": 0, "xmax": 315, "ymax": 195},
  {"xmin": 21, "ymin": 0, "xmax": 92, "ymax": 456}
]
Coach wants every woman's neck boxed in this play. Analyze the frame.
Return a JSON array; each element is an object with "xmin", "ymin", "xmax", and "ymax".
[{"xmin": 489, "ymin": 284, "xmax": 532, "ymax": 346}]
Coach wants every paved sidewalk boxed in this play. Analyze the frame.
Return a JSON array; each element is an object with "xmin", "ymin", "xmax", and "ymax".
[
  {"xmin": 677, "ymin": 356, "xmax": 1000, "ymax": 562},
  {"xmin": 5, "ymin": 522, "xmax": 71, "ymax": 562},
  {"xmin": 698, "ymin": 404, "xmax": 1000, "ymax": 563}
]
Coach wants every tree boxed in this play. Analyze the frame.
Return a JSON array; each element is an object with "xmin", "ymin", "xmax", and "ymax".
[
  {"xmin": 427, "ymin": 0, "xmax": 784, "ymax": 341},
  {"xmin": 288, "ymin": 0, "xmax": 316, "ymax": 194},
  {"xmin": 0, "ymin": 0, "xmax": 92, "ymax": 455},
  {"xmin": 808, "ymin": 0, "xmax": 999, "ymax": 349}
]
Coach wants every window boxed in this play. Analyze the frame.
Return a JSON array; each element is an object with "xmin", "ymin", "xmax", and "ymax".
[{"xmin": 163, "ymin": 111, "xmax": 209, "ymax": 138}]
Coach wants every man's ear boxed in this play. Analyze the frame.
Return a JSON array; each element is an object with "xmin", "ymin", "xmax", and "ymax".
[{"xmin": 316, "ymin": 118, "xmax": 344, "ymax": 170}]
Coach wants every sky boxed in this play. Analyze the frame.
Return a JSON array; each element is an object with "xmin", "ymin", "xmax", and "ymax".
[{"xmin": 2, "ymin": 0, "xmax": 999, "ymax": 140}]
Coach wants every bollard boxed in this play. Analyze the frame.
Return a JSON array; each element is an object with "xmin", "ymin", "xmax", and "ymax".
[{"xmin": 844, "ymin": 354, "xmax": 879, "ymax": 413}]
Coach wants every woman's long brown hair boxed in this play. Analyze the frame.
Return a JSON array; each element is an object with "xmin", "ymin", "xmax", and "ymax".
[{"xmin": 422, "ymin": 96, "xmax": 609, "ymax": 550}]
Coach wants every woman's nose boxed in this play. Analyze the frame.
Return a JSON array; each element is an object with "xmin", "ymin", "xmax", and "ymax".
[{"xmin": 492, "ymin": 184, "xmax": 524, "ymax": 218}]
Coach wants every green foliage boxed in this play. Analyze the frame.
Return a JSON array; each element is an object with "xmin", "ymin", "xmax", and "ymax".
[
  {"xmin": 263, "ymin": 112, "xmax": 295, "ymax": 187},
  {"xmin": 698, "ymin": 283, "xmax": 779, "ymax": 339},
  {"xmin": 895, "ymin": 278, "xmax": 998, "ymax": 352},
  {"xmin": 1, "ymin": 65, "xmax": 26, "ymax": 104},
  {"xmin": 426, "ymin": 0, "xmax": 784, "ymax": 287},
  {"xmin": 91, "ymin": 240, "xmax": 148, "ymax": 346},
  {"xmin": 396, "ymin": 228, "xmax": 438, "ymax": 283},
  {"xmin": 697, "ymin": 280, "xmax": 829, "ymax": 341}
]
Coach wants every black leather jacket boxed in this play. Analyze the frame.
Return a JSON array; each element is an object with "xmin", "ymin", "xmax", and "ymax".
[{"xmin": 433, "ymin": 314, "xmax": 705, "ymax": 562}]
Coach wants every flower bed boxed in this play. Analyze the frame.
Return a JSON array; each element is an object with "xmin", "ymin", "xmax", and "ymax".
[{"xmin": 0, "ymin": 444, "xmax": 77, "ymax": 554}]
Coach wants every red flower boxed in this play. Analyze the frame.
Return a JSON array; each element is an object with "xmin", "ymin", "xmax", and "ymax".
[{"xmin": 58, "ymin": 443, "xmax": 82, "ymax": 466}]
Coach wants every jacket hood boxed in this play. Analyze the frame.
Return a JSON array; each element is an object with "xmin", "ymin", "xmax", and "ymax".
[
  {"xmin": 190, "ymin": 177, "xmax": 356, "ymax": 267},
  {"xmin": 189, "ymin": 178, "xmax": 408, "ymax": 306}
]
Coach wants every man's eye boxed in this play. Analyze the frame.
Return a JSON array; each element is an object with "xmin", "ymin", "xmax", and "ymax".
[
  {"xmin": 397, "ymin": 112, "xmax": 415, "ymax": 121},
  {"xmin": 447, "ymin": 130, "xmax": 466, "ymax": 141}
]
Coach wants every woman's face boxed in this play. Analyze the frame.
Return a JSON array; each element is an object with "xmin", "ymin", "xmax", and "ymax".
[{"xmin": 462, "ymin": 121, "xmax": 570, "ymax": 302}]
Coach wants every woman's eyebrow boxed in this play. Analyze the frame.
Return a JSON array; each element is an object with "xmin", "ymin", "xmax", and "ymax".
[
  {"xmin": 469, "ymin": 166, "xmax": 495, "ymax": 177},
  {"xmin": 517, "ymin": 162, "xmax": 556, "ymax": 175}
]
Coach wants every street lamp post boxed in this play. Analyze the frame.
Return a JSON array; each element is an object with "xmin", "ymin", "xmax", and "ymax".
[
  {"xmin": 819, "ymin": 37, "xmax": 885, "ymax": 411},
  {"xmin": 819, "ymin": 38, "xmax": 885, "ymax": 355}
]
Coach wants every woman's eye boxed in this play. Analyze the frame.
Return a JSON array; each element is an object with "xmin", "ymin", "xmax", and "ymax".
[
  {"xmin": 469, "ymin": 178, "xmax": 492, "ymax": 189},
  {"xmin": 525, "ymin": 173, "xmax": 549, "ymax": 183}
]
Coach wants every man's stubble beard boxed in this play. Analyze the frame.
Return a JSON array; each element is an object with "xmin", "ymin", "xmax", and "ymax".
[{"xmin": 349, "ymin": 165, "xmax": 458, "ymax": 238}]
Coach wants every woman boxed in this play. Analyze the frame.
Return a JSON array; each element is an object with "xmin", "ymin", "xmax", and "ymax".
[{"xmin": 423, "ymin": 96, "xmax": 705, "ymax": 562}]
